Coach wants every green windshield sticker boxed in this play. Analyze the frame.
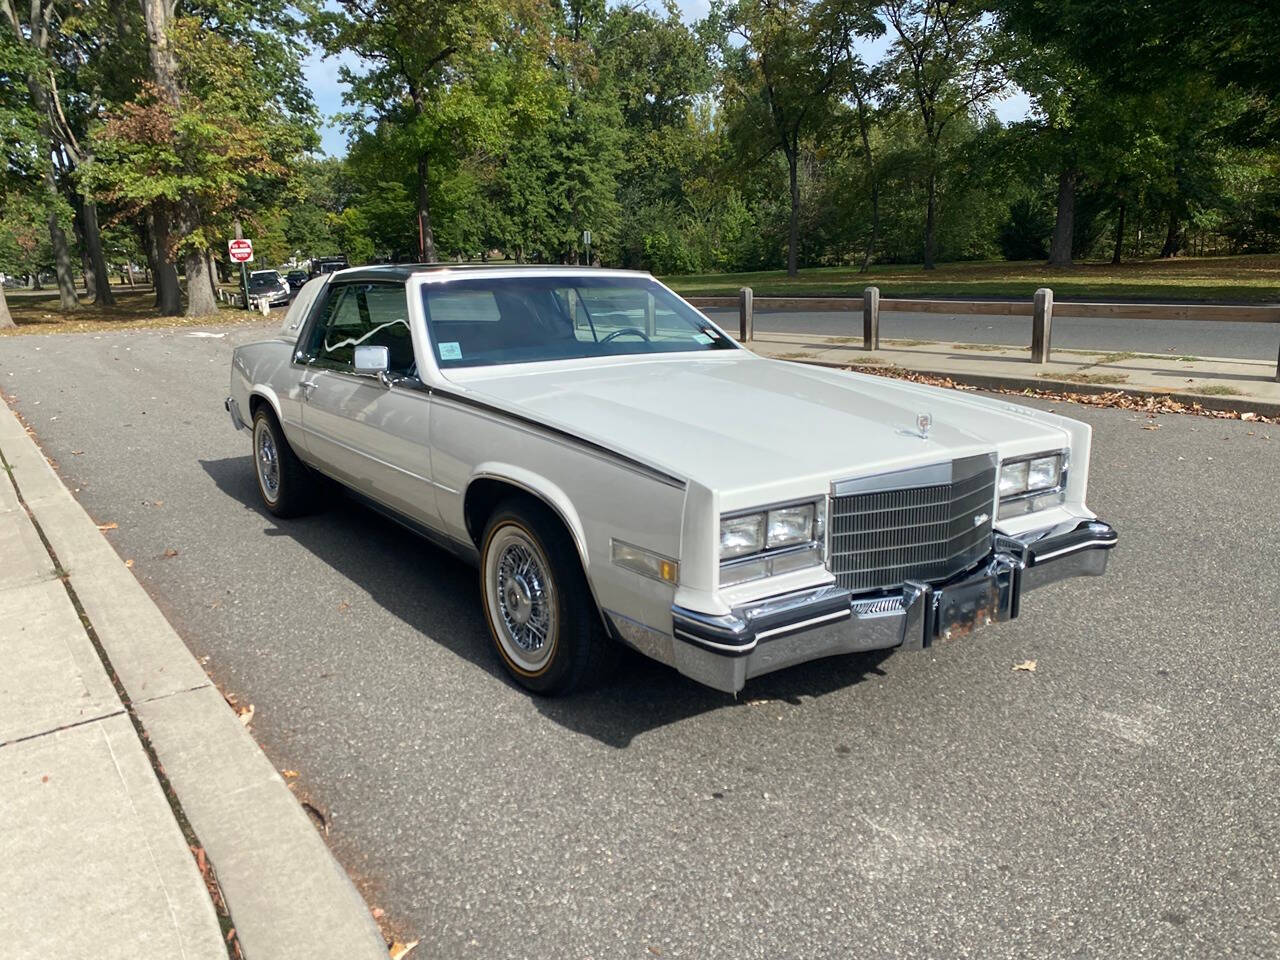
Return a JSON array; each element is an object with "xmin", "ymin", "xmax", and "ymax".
[{"xmin": 439, "ymin": 342, "xmax": 462, "ymax": 360}]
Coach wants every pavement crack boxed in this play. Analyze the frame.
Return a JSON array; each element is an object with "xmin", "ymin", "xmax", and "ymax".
[{"xmin": 0, "ymin": 706, "xmax": 127, "ymax": 750}]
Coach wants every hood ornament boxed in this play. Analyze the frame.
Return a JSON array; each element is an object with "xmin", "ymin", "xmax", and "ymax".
[{"xmin": 896, "ymin": 411, "xmax": 934, "ymax": 441}]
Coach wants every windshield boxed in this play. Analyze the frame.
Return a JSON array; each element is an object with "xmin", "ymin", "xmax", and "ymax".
[
  {"xmin": 422, "ymin": 275, "xmax": 736, "ymax": 368},
  {"xmin": 248, "ymin": 274, "xmax": 280, "ymax": 291}
]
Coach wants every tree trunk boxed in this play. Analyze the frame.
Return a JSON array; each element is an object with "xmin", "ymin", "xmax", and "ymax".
[
  {"xmin": 786, "ymin": 147, "xmax": 800, "ymax": 278},
  {"xmin": 417, "ymin": 152, "xmax": 437, "ymax": 263},
  {"xmin": 206, "ymin": 251, "xmax": 219, "ymax": 302},
  {"xmin": 1110, "ymin": 200, "xmax": 1126, "ymax": 265},
  {"xmin": 46, "ymin": 199, "xmax": 80, "ymax": 311},
  {"xmin": 863, "ymin": 179, "xmax": 880, "ymax": 273},
  {"xmin": 923, "ymin": 169, "xmax": 938, "ymax": 270},
  {"xmin": 1048, "ymin": 168, "xmax": 1077, "ymax": 267},
  {"xmin": 1160, "ymin": 211, "xmax": 1180, "ymax": 258},
  {"xmin": 71, "ymin": 202, "xmax": 96, "ymax": 299},
  {"xmin": 81, "ymin": 201, "xmax": 115, "ymax": 306},
  {"xmin": 183, "ymin": 248, "xmax": 218, "ymax": 317},
  {"xmin": 853, "ymin": 90, "xmax": 879, "ymax": 273},
  {"xmin": 0, "ymin": 285, "xmax": 14, "ymax": 329},
  {"xmin": 141, "ymin": 0, "xmax": 181, "ymax": 101},
  {"xmin": 148, "ymin": 208, "xmax": 182, "ymax": 315}
]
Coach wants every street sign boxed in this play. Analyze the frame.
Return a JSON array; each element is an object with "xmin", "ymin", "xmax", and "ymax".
[
  {"xmin": 582, "ymin": 230, "xmax": 591, "ymax": 246},
  {"xmin": 228, "ymin": 238, "xmax": 254, "ymax": 263}
]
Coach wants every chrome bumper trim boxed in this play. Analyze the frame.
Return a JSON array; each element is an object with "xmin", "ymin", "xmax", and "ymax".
[
  {"xmin": 225, "ymin": 396, "xmax": 248, "ymax": 431},
  {"xmin": 669, "ymin": 518, "xmax": 1117, "ymax": 693}
]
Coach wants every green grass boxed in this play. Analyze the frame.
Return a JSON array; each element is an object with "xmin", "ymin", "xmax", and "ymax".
[
  {"xmin": 1190, "ymin": 384, "xmax": 1242, "ymax": 396},
  {"xmin": 1047, "ymin": 372, "xmax": 1131, "ymax": 385},
  {"xmin": 663, "ymin": 254, "xmax": 1280, "ymax": 303}
]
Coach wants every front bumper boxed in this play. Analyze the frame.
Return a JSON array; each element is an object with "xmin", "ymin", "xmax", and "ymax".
[{"xmin": 669, "ymin": 519, "xmax": 1117, "ymax": 694}]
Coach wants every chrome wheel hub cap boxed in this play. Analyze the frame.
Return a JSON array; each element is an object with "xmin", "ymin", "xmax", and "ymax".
[
  {"xmin": 504, "ymin": 575, "xmax": 534, "ymax": 627},
  {"xmin": 486, "ymin": 528, "xmax": 557, "ymax": 670}
]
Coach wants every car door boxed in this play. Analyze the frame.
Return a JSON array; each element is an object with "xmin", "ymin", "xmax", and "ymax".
[{"xmin": 298, "ymin": 281, "xmax": 438, "ymax": 526}]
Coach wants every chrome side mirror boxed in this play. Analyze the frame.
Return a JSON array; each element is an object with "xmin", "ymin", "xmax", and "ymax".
[{"xmin": 353, "ymin": 344, "xmax": 390, "ymax": 377}]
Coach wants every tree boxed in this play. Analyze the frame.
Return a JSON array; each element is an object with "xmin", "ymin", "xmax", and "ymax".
[
  {"xmin": 314, "ymin": 0, "xmax": 505, "ymax": 263},
  {"xmin": 842, "ymin": 58, "xmax": 886, "ymax": 270},
  {"xmin": 881, "ymin": 0, "xmax": 1005, "ymax": 268},
  {"xmin": 0, "ymin": 0, "xmax": 81, "ymax": 309},
  {"xmin": 88, "ymin": 5, "xmax": 311, "ymax": 315},
  {"xmin": 719, "ymin": 0, "xmax": 879, "ymax": 276}
]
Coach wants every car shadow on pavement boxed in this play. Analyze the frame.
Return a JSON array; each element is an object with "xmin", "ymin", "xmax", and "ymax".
[{"xmin": 200, "ymin": 455, "xmax": 896, "ymax": 748}]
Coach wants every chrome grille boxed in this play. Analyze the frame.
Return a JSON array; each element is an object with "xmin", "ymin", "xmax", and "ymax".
[{"xmin": 829, "ymin": 455, "xmax": 996, "ymax": 593}]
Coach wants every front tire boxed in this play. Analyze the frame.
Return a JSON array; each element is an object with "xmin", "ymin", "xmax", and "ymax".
[
  {"xmin": 251, "ymin": 407, "xmax": 313, "ymax": 518},
  {"xmin": 480, "ymin": 498, "xmax": 618, "ymax": 695}
]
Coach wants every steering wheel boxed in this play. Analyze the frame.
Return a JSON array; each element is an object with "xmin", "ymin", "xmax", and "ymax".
[{"xmin": 600, "ymin": 327, "xmax": 651, "ymax": 343}]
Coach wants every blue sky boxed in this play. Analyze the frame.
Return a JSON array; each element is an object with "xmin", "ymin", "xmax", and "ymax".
[{"xmin": 305, "ymin": 0, "xmax": 1030, "ymax": 157}]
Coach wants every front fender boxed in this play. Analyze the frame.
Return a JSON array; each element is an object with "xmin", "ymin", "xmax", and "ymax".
[{"xmin": 467, "ymin": 462, "xmax": 590, "ymax": 568}]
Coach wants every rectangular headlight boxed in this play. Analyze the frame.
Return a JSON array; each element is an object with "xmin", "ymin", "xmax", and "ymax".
[
  {"xmin": 1027, "ymin": 454, "xmax": 1063, "ymax": 491},
  {"xmin": 998, "ymin": 460, "xmax": 1029, "ymax": 497},
  {"xmin": 720, "ymin": 513, "xmax": 765, "ymax": 559},
  {"xmin": 766, "ymin": 504, "xmax": 815, "ymax": 549},
  {"xmin": 998, "ymin": 451, "xmax": 1067, "ymax": 519}
]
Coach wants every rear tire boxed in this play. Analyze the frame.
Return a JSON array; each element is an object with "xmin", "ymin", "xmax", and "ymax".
[
  {"xmin": 251, "ymin": 407, "xmax": 314, "ymax": 518},
  {"xmin": 480, "ymin": 497, "xmax": 618, "ymax": 695}
]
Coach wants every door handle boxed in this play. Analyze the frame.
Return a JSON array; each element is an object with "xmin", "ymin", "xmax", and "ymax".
[{"xmin": 298, "ymin": 379, "xmax": 317, "ymax": 399}]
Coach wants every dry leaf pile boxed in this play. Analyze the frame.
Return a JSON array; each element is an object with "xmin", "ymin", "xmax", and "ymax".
[{"xmin": 844, "ymin": 365, "xmax": 1278, "ymax": 425}]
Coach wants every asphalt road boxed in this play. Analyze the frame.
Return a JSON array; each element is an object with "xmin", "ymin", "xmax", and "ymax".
[
  {"xmin": 2, "ymin": 324, "xmax": 1278, "ymax": 959},
  {"xmin": 700, "ymin": 307, "xmax": 1280, "ymax": 361}
]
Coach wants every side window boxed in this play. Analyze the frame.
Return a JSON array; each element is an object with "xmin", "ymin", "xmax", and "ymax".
[{"xmin": 307, "ymin": 283, "xmax": 416, "ymax": 375}]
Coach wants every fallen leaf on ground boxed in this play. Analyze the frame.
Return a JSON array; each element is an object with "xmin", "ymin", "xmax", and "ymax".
[
  {"xmin": 1012, "ymin": 660, "xmax": 1037, "ymax": 672},
  {"xmin": 337, "ymin": 600, "xmax": 351, "ymax": 613},
  {"xmin": 237, "ymin": 704, "xmax": 254, "ymax": 726},
  {"xmin": 745, "ymin": 698, "xmax": 773, "ymax": 706},
  {"xmin": 371, "ymin": 907, "xmax": 385, "ymax": 919},
  {"xmin": 389, "ymin": 940, "xmax": 420, "ymax": 960},
  {"xmin": 125, "ymin": 559, "xmax": 134, "ymax": 568},
  {"xmin": 97, "ymin": 522, "xmax": 118, "ymax": 531},
  {"xmin": 71, "ymin": 450, "xmax": 84, "ymax": 455},
  {"xmin": 281, "ymin": 769, "xmax": 299, "ymax": 778},
  {"xmin": 162, "ymin": 548, "xmax": 179, "ymax": 558}
]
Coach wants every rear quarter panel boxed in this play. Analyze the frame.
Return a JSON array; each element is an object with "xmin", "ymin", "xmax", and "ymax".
[{"xmin": 230, "ymin": 339, "xmax": 306, "ymax": 448}]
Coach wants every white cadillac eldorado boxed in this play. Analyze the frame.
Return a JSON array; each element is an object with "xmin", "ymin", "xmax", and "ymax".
[{"xmin": 226, "ymin": 266, "xmax": 1117, "ymax": 695}]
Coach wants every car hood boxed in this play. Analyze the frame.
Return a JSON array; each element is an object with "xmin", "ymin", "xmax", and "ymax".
[{"xmin": 445, "ymin": 353, "xmax": 1071, "ymax": 498}]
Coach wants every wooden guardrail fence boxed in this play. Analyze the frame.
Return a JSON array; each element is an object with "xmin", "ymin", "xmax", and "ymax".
[{"xmin": 687, "ymin": 287, "xmax": 1280, "ymax": 383}]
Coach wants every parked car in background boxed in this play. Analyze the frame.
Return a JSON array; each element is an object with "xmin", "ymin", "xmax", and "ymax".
[
  {"xmin": 226, "ymin": 266, "xmax": 1117, "ymax": 696},
  {"xmin": 247, "ymin": 270, "xmax": 291, "ymax": 308},
  {"xmin": 308, "ymin": 256, "xmax": 349, "ymax": 279},
  {"xmin": 285, "ymin": 270, "xmax": 308, "ymax": 292}
]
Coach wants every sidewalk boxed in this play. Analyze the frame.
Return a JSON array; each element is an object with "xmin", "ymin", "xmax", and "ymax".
[
  {"xmin": 746, "ymin": 332, "xmax": 1280, "ymax": 416},
  {"xmin": 0, "ymin": 399, "xmax": 388, "ymax": 959}
]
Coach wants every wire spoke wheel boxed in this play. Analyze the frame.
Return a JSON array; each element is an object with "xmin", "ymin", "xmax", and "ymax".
[
  {"xmin": 485, "ymin": 525, "xmax": 558, "ymax": 675},
  {"xmin": 254, "ymin": 418, "xmax": 281, "ymax": 503}
]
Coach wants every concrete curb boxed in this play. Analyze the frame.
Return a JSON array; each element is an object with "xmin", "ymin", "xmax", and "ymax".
[
  {"xmin": 777, "ymin": 356, "xmax": 1280, "ymax": 418},
  {"xmin": 0, "ymin": 399, "xmax": 388, "ymax": 960}
]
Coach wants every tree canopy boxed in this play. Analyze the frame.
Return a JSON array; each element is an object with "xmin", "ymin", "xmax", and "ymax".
[{"xmin": 2, "ymin": 0, "xmax": 1277, "ymax": 316}]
